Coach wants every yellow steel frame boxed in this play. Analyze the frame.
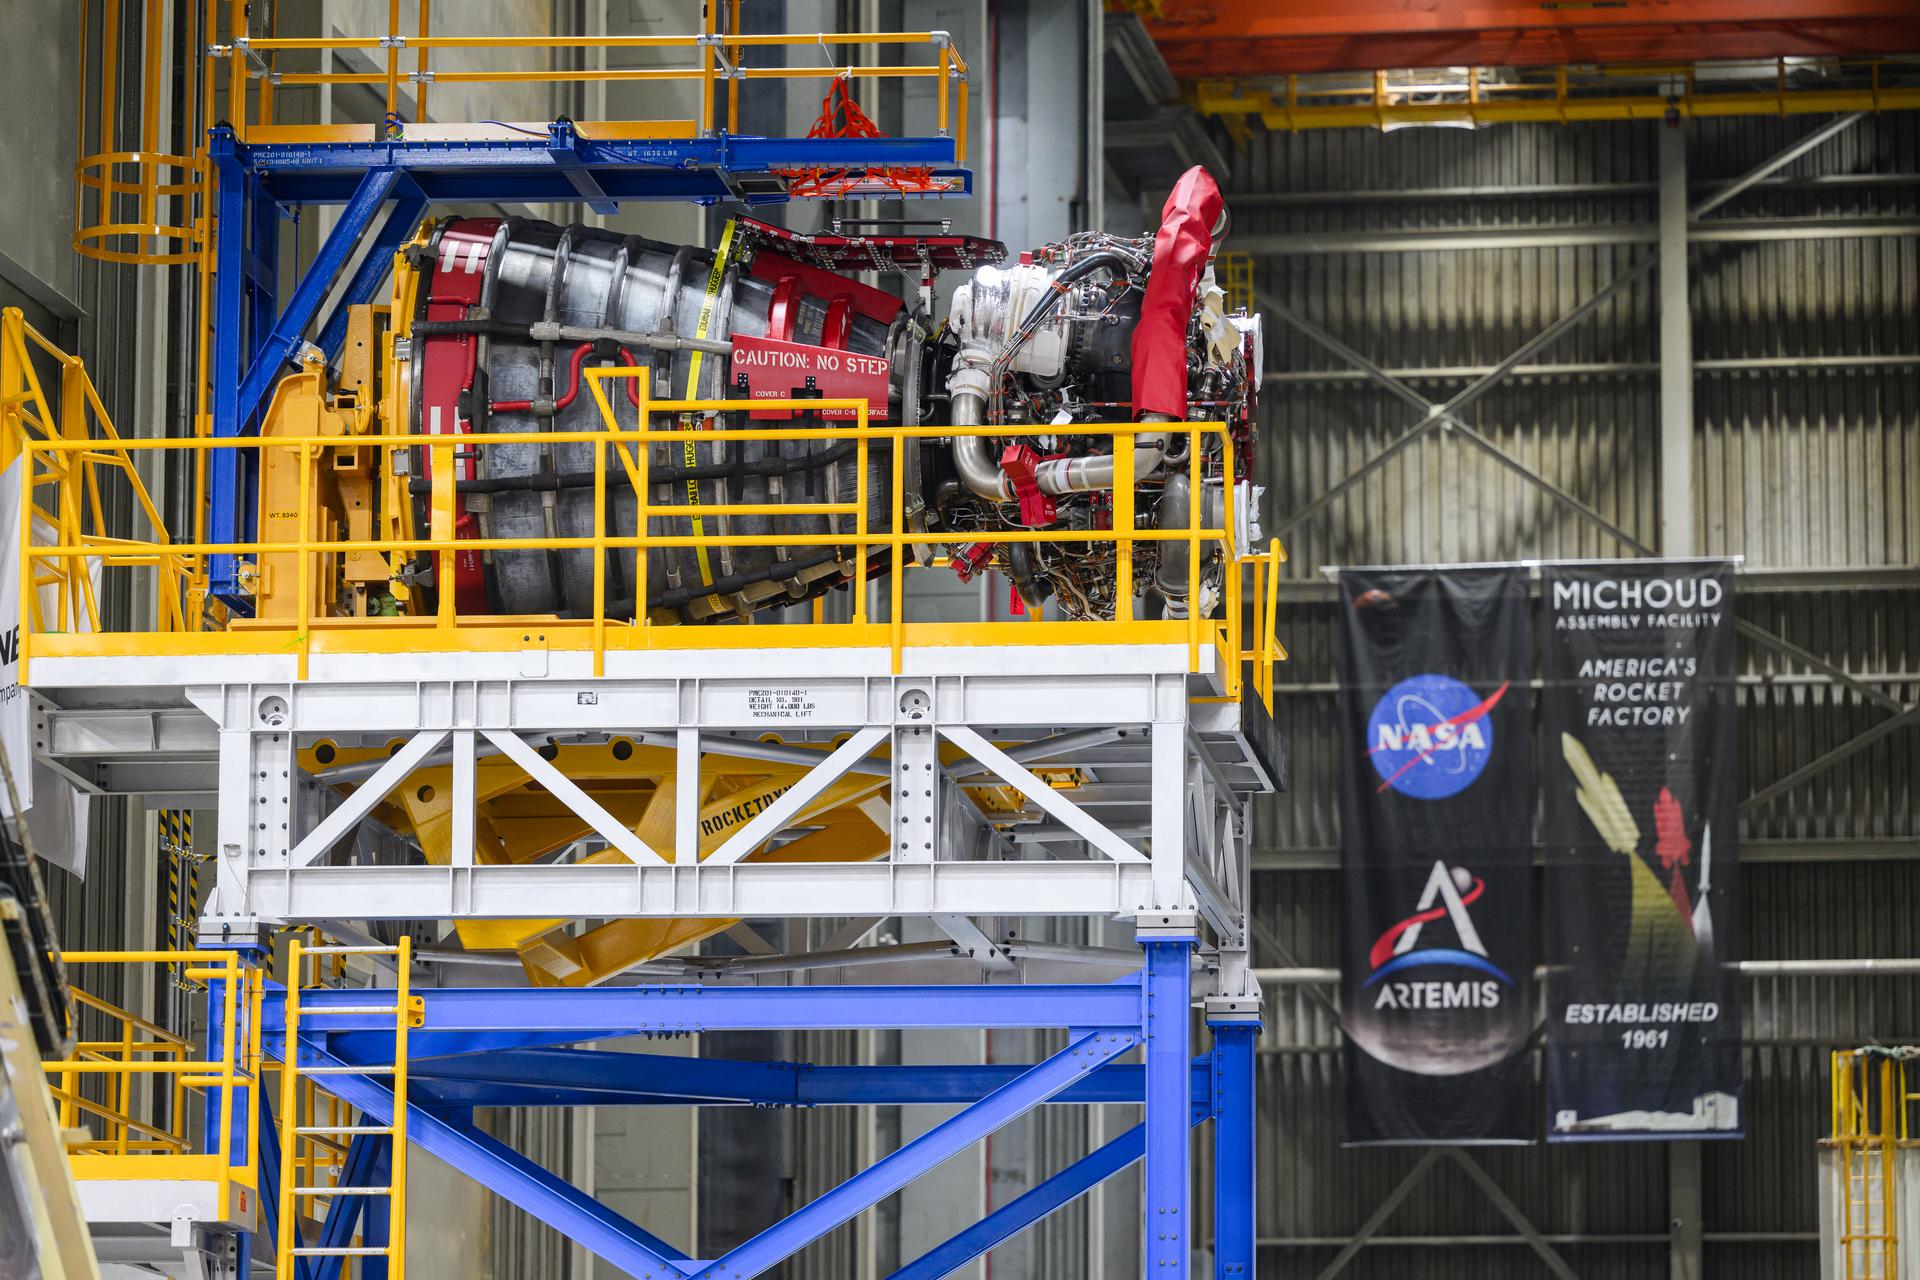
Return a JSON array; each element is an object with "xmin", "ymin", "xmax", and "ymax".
[
  {"xmin": 41, "ymin": 951, "xmax": 262, "ymax": 1221},
  {"xmin": 15, "ymin": 370, "xmax": 1289, "ymax": 711},
  {"xmin": 1832, "ymin": 1047, "xmax": 1913, "ymax": 1280},
  {"xmin": 0, "ymin": 308, "xmax": 191, "ymax": 635},
  {"xmin": 1191, "ymin": 58, "xmax": 1920, "ymax": 132}
]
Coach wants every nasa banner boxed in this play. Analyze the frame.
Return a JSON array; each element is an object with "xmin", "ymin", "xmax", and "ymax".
[
  {"xmin": 1338, "ymin": 568, "xmax": 1533, "ymax": 1144},
  {"xmin": 1544, "ymin": 562, "xmax": 1741, "ymax": 1140}
]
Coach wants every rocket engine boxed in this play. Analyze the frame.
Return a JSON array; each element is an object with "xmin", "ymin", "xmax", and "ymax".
[{"xmin": 365, "ymin": 165, "xmax": 1257, "ymax": 624}]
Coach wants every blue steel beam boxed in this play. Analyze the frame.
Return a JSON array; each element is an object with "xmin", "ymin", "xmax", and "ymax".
[
  {"xmin": 233, "ymin": 165, "xmax": 403, "ymax": 433},
  {"xmin": 313, "ymin": 182, "xmax": 428, "ymax": 362},
  {"xmin": 1210, "ymin": 1019, "xmax": 1259, "ymax": 1278},
  {"xmin": 295, "ymin": 1041, "xmax": 694, "ymax": 1278},
  {"xmin": 692, "ymin": 1029, "xmax": 1140, "ymax": 1280},
  {"xmin": 266, "ymin": 982, "xmax": 1147, "ymax": 1035},
  {"xmin": 1142, "ymin": 936, "xmax": 1196, "ymax": 1277},
  {"xmin": 290, "ymin": 1027, "xmax": 631, "ymax": 1064},
  {"xmin": 259, "ymin": 167, "xmax": 972, "ymax": 207},
  {"xmin": 240, "ymin": 132, "xmax": 957, "ymax": 182},
  {"xmin": 399, "ymin": 1047, "xmax": 1216, "ymax": 1109}
]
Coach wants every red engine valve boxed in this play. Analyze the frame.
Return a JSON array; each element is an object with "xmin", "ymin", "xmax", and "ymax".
[
  {"xmin": 999, "ymin": 444, "xmax": 1057, "ymax": 527},
  {"xmin": 950, "ymin": 542, "xmax": 995, "ymax": 583}
]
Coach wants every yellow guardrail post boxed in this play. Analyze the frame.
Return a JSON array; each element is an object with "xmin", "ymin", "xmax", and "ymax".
[
  {"xmin": 1112, "ymin": 429, "xmax": 1134, "ymax": 623},
  {"xmin": 886, "ymin": 407, "xmax": 903, "ymax": 672},
  {"xmin": 296, "ymin": 442, "xmax": 313, "ymax": 678},
  {"xmin": 1186, "ymin": 421, "xmax": 1202, "ymax": 674},
  {"xmin": 593, "ymin": 402, "xmax": 608, "ymax": 676}
]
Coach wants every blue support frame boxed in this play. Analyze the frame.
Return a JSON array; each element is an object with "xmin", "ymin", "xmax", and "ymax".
[
  {"xmin": 201, "ymin": 123, "xmax": 969, "ymax": 608},
  {"xmin": 1142, "ymin": 933, "xmax": 1197, "ymax": 1276},
  {"xmin": 1209, "ymin": 1017, "xmax": 1260, "ymax": 1278},
  {"xmin": 255, "ymin": 943, "xmax": 1240, "ymax": 1280}
]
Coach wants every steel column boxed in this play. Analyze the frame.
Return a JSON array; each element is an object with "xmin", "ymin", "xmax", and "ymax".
[
  {"xmin": 1143, "ymin": 930, "xmax": 1197, "ymax": 1276},
  {"xmin": 1210, "ymin": 1017, "xmax": 1258, "ymax": 1278},
  {"xmin": 208, "ymin": 133, "xmax": 252, "ymax": 602},
  {"xmin": 234, "ymin": 166, "xmax": 404, "ymax": 432},
  {"xmin": 1659, "ymin": 124, "xmax": 1694, "ymax": 557}
]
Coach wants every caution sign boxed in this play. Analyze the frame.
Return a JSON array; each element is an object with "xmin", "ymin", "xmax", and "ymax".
[{"xmin": 731, "ymin": 335, "xmax": 889, "ymax": 420}]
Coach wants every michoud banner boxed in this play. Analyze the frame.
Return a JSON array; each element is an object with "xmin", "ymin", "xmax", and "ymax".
[
  {"xmin": 1338, "ymin": 568, "xmax": 1533, "ymax": 1144},
  {"xmin": 1544, "ymin": 562, "xmax": 1741, "ymax": 1139}
]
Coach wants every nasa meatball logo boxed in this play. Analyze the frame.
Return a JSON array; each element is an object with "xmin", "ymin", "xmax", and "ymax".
[
  {"xmin": 1345, "ymin": 861, "xmax": 1525, "ymax": 1076},
  {"xmin": 1365, "ymin": 674, "xmax": 1507, "ymax": 799}
]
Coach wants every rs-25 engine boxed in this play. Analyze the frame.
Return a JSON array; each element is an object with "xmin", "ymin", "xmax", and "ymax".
[{"xmin": 377, "ymin": 165, "xmax": 1257, "ymax": 624}]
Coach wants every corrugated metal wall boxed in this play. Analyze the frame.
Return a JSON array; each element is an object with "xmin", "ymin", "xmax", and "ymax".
[{"xmin": 1239, "ymin": 111, "xmax": 1920, "ymax": 1278}]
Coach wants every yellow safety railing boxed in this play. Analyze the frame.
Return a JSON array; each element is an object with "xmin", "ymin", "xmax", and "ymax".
[
  {"xmin": 15, "ymin": 376, "xmax": 1275, "ymax": 697},
  {"xmin": 0, "ymin": 308, "xmax": 192, "ymax": 635},
  {"xmin": 1831, "ymin": 1047, "xmax": 1913, "ymax": 1280},
  {"xmin": 42, "ymin": 951, "xmax": 263, "ymax": 1222},
  {"xmin": 1191, "ymin": 57, "xmax": 1920, "ymax": 132},
  {"xmin": 205, "ymin": 1, "xmax": 968, "ymax": 161},
  {"xmin": 1245, "ymin": 537, "xmax": 1289, "ymax": 715}
]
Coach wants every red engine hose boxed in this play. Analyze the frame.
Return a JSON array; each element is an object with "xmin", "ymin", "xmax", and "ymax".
[
  {"xmin": 1129, "ymin": 165, "xmax": 1224, "ymax": 422},
  {"xmin": 491, "ymin": 343, "xmax": 647, "ymax": 415}
]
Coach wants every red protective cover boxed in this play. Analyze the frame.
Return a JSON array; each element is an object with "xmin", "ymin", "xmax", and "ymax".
[
  {"xmin": 1129, "ymin": 166, "xmax": 1224, "ymax": 421},
  {"xmin": 419, "ymin": 217, "xmax": 499, "ymax": 614},
  {"xmin": 731, "ymin": 335, "xmax": 890, "ymax": 421}
]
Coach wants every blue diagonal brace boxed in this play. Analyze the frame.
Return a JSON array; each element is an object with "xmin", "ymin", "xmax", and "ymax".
[
  {"xmin": 548, "ymin": 121, "xmax": 618, "ymax": 215},
  {"xmin": 309, "ymin": 1134, "xmax": 381, "ymax": 1280},
  {"xmin": 692, "ymin": 1028, "xmax": 1141, "ymax": 1280},
  {"xmin": 290, "ymin": 1040, "xmax": 692, "ymax": 1277},
  {"xmin": 891, "ymin": 1123, "xmax": 1147, "ymax": 1280},
  {"xmin": 254, "ymin": 1092, "xmax": 316, "ymax": 1280},
  {"xmin": 401, "ymin": 1046, "xmax": 1213, "ymax": 1108},
  {"xmin": 234, "ymin": 166, "xmax": 402, "ymax": 432},
  {"xmin": 314, "ymin": 181, "xmax": 427, "ymax": 362}
]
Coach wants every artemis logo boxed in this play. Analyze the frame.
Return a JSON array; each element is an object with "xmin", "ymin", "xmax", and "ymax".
[
  {"xmin": 1366, "ymin": 861, "xmax": 1512, "ymax": 1011},
  {"xmin": 1365, "ymin": 674, "xmax": 1506, "ymax": 799}
]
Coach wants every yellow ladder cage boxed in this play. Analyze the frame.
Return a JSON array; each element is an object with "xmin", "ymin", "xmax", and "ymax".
[{"xmin": 1832, "ymin": 1047, "xmax": 1915, "ymax": 1280}]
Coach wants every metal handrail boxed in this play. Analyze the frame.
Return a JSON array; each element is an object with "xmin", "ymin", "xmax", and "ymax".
[
  {"xmin": 41, "ymin": 951, "xmax": 262, "ymax": 1213},
  {"xmin": 203, "ymin": 1, "xmax": 968, "ymax": 159},
  {"xmin": 16, "ymin": 375, "xmax": 1260, "ymax": 694},
  {"xmin": 0, "ymin": 308, "xmax": 190, "ymax": 635}
]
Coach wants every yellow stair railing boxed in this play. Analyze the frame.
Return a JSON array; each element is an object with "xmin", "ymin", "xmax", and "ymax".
[
  {"xmin": 1, "ymin": 307, "xmax": 193, "ymax": 634},
  {"xmin": 275, "ymin": 936, "xmax": 415, "ymax": 1279},
  {"xmin": 1832, "ymin": 1047, "xmax": 1912, "ymax": 1280},
  {"xmin": 41, "ymin": 951, "xmax": 262, "ymax": 1223}
]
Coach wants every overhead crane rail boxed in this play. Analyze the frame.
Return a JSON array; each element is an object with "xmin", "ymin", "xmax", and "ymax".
[{"xmin": 1190, "ymin": 56, "xmax": 1920, "ymax": 133}]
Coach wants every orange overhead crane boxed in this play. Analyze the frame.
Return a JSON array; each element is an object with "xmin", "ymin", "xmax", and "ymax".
[{"xmin": 1142, "ymin": 0, "xmax": 1920, "ymax": 78}]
